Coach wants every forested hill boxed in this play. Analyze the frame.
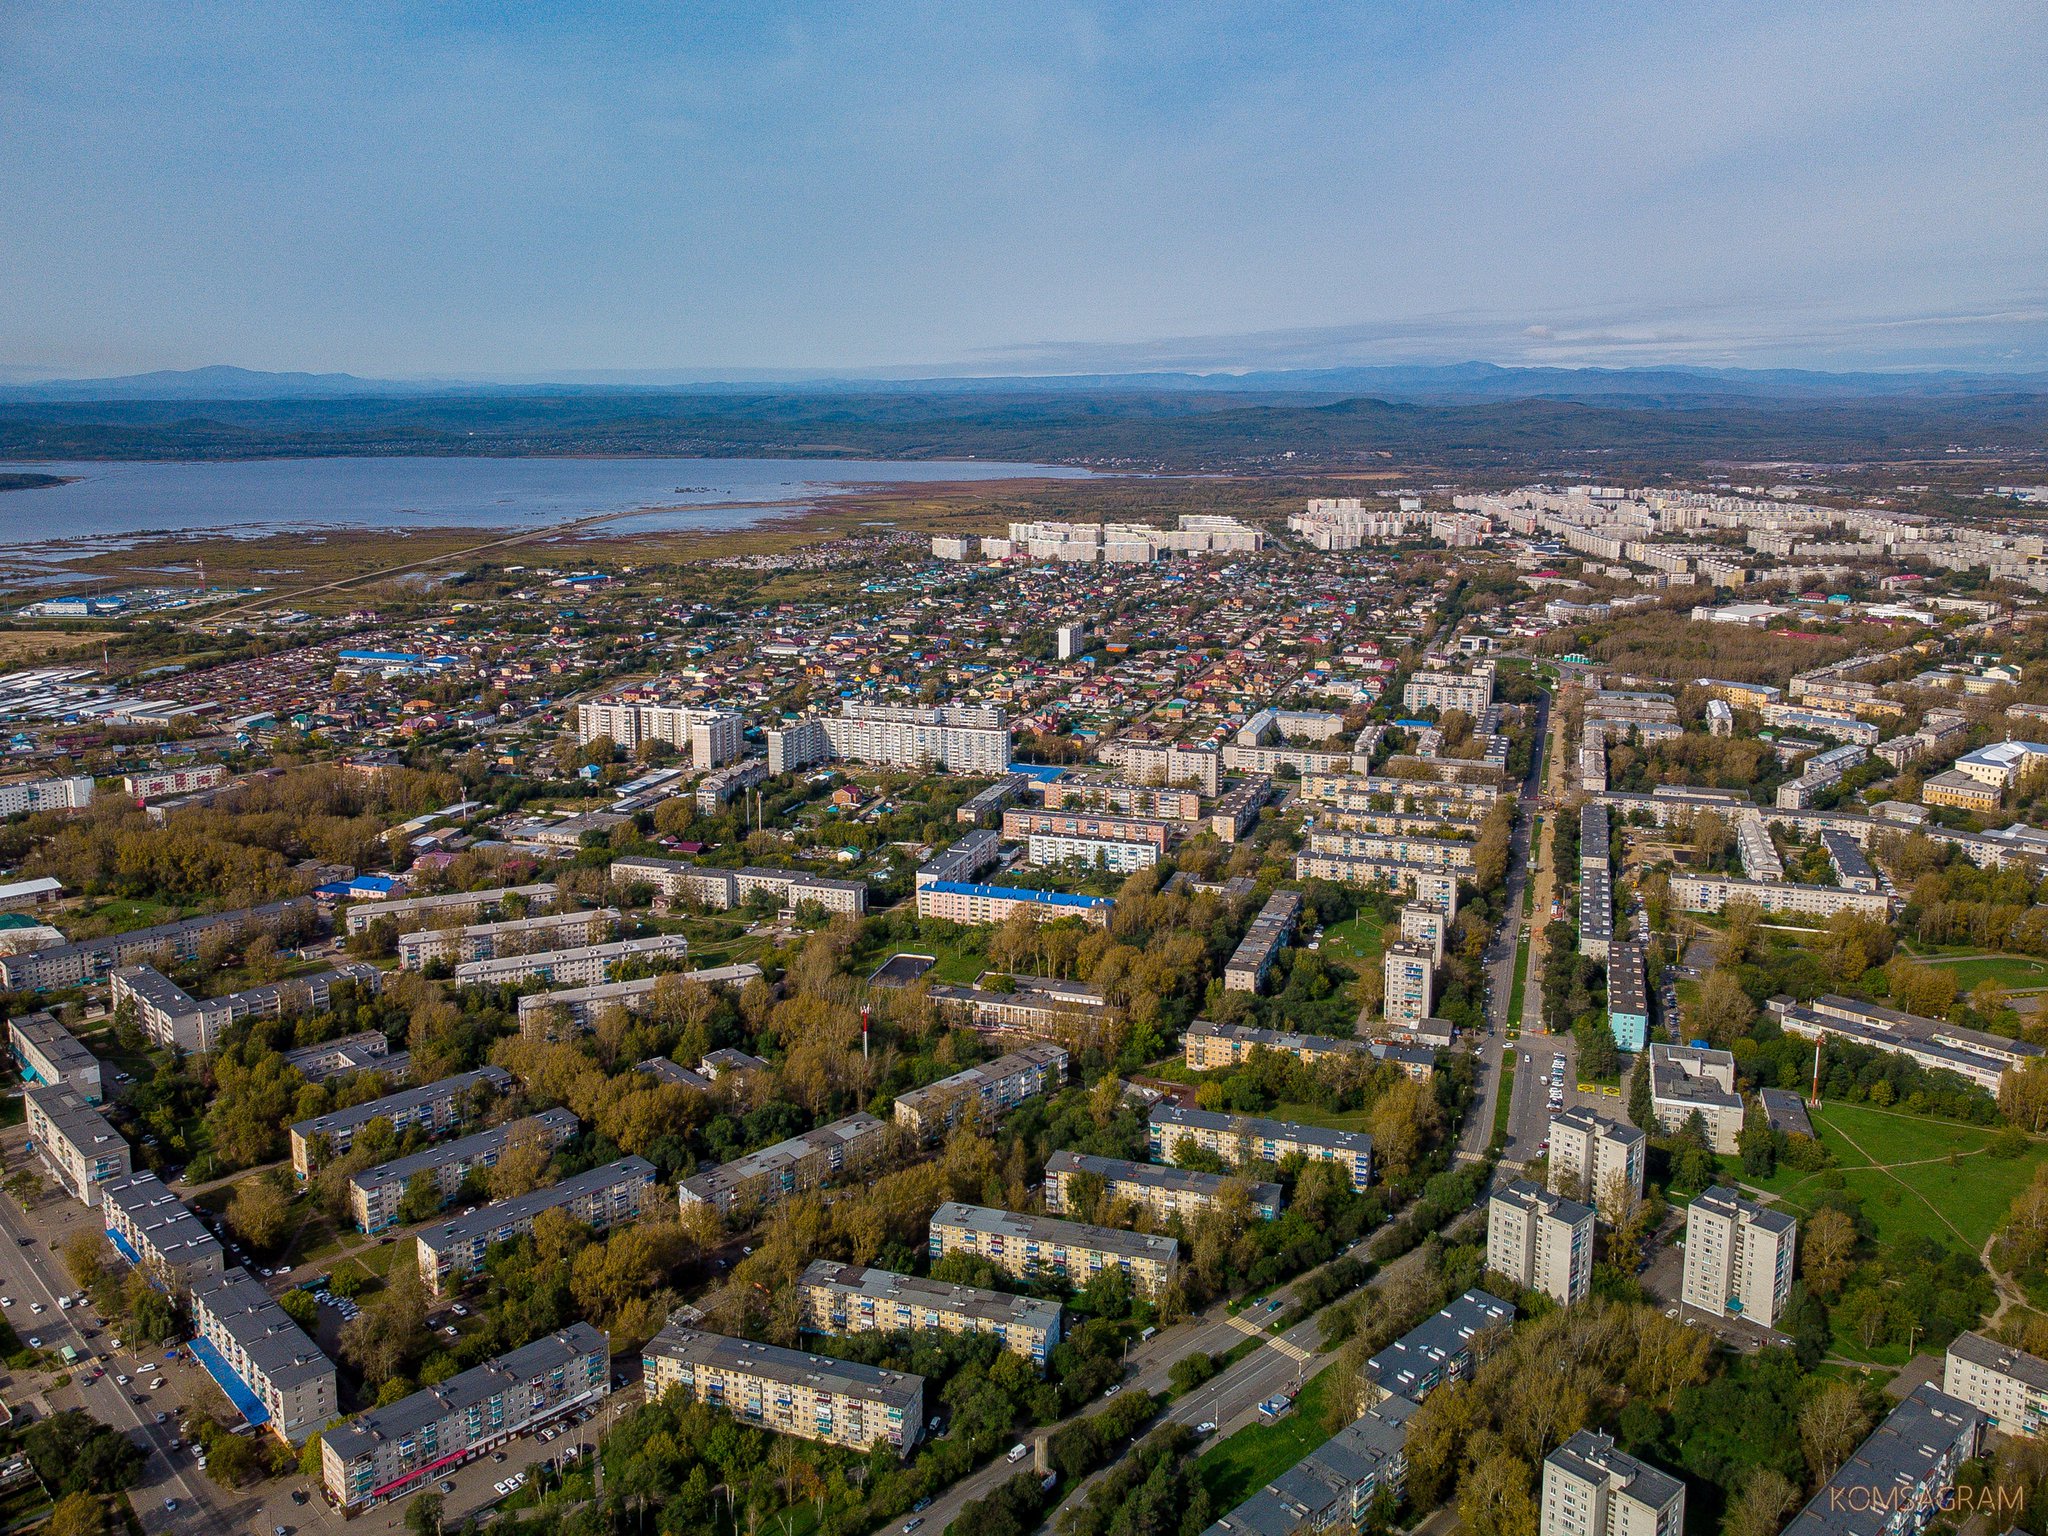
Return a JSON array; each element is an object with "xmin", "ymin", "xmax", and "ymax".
[{"xmin": 2, "ymin": 387, "xmax": 2045, "ymax": 470}]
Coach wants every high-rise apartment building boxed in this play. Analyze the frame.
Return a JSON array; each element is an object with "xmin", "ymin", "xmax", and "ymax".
[
  {"xmin": 1540, "ymin": 1431, "xmax": 1684, "ymax": 1536},
  {"xmin": 1680, "ymin": 1185, "xmax": 1796, "ymax": 1326},
  {"xmin": 1546, "ymin": 1109, "xmax": 1645, "ymax": 1221},
  {"xmin": 1487, "ymin": 1180, "xmax": 1593, "ymax": 1305}
]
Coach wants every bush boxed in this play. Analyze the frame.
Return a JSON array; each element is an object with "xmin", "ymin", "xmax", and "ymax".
[{"xmin": 1168, "ymin": 1352, "xmax": 1218, "ymax": 1394}]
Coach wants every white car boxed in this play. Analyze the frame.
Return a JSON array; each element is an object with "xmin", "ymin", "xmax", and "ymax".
[
  {"xmin": 0, "ymin": 1297, "xmax": 11, "ymax": 1308},
  {"xmin": 116, "ymin": 1374, "xmax": 130, "ymax": 1385},
  {"xmin": 29, "ymin": 1302, "xmax": 43, "ymax": 1315},
  {"xmin": 150, "ymin": 1377, "xmax": 165, "ymax": 1389},
  {"xmin": 494, "ymin": 1481, "xmax": 512, "ymax": 1496}
]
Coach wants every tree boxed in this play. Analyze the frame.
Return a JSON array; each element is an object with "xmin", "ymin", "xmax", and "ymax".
[
  {"xmin": 47, "ymin": 1493, "xmax": 102, "ymax": 1536},
  {"xmin": 62, "ymin": 1230, "xmax": 106, "ymax": 1290},
  {"xmin": 1802, "ymin": 1207, "xmax": 1857, "ymax": 1297},
  {"xmin": 1739, "ymin": 1102, "xmax": 1778, "ymax": 1179},
  {"xmin": 1799, "ymin": 1380, "xmax": 1872, "ymax": 1487},
  {"xmin": 2001, "ymin": 1059, "xmax": 2048, "ymax": 1133},
  {"xmin": 228, "ymin": 1176, "xmax": 293, "ymax": 1251},
  {"xmin": 1694, "ymin": 970, "xmax": 1755, "ymax": 1046},
  {"xmin": 1459, "ymin": 1442, "xmax": 1539, "ymax": 1536},
  {"xmin": 1627, "ymin": 1052, "xmax": 1653, "ymax": 1132},
  {"xmin": 485, "ymin": 1127, "xmax": 556, "ymax": 1201},
  {"xmin": 1724, "ymin": 1467, "xmax": 1800, "ymax": 1536},
  {"xmin": 406, "ymin": 1492, "xmax": 444, "ymax": 1536}
]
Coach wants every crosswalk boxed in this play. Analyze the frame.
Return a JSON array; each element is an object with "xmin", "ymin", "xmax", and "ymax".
[{"xmin": 1226, "ymin": 1311, "xmax": 1311, "ymax": 1361}]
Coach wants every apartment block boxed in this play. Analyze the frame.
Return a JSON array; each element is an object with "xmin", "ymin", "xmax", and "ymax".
[
  {"xmin": 397, "ymin": 907, "xmax": 615, "ymax": 970},
  {"xmin": 1198, "ymin": 1394, "xmax": 1418, "ymax": 1536},
  {"xmin": 0, "ymin": 775, "xmax": 94, "ymax": 815},
  {"xmin": 1184, "ymin": 1019, "xmax": 1372, "ymax": 1073},
  {"xmin": 1224, "ymin": 888, "xmax": 1304, "ymax": 993},
  {"xmin": 1383, "ymin": 941, "xmax": 1437, "ymax": 1030},
  {"xmin": 1403, "ymin": 664, "xmax": 1495, "ymax": 716},
  {"xmin": 283, "ymin": 1030, "xmax": 404, "ymax": 1085},
  {"xmin": 290, "ymin": 1066, "xmax": 514, "ymax": 1177},
  {"xmin": 610, "ymin": 856, "xmax": 867, "ymax": 916},
  {"xmin": 111, "ymin": 961, "xmax": 383, "ymax": 1054},
  {"xmin": 1097, "ymin": 738, "xmax": 1222, "ymax": 795},
  {"xmin": 1149, "ymin": 1104, "xmax": 1374, "ymax": 1192},
  {"xmin": 1680, "ymin": 1185, "xmax": 1797, "ymax": 1326},
  {"xmin": 928, "ymin": 1202, "xmax": 1180, "ymax": 1298},
  {"xmin": 450, "ymin": 932, "xmax": 693, "ymax": 988},
  {"xmin": 8, "ymin": 1009, "xmax": 101, "ymax": 1100},
  {"xmin": 573, "ymin": 700, "xmax": 743, "ymax": 766},
  {"xmin": 1044, "ymin": 1149, "xmax": 1283, "ymax": 1224},
  {"xmin": 512, "ymin": 963, "xmax": 764, "ymax": 1034},
  {"xmin": 1363, "ymin": 1289, "xmax": 1515, "ymax": 1405},
  {"xmin": 1780, "ymin": 1385, "xmax": 1980, "ymax": 1536},
  {"xmin": 124, "ymin": 764, "xmax": 229, "ymax": 801},
  {"xmin": 1042, "ymin": 778, "xmax": 1202, "ymax": 821},
  {"xmin": 1546, "ymin": 1109, "xmax": 1645, "ymax": 1220},
  {"xmin": 927, "ymin": 974, "xmax": 1111, "ymax": 1045},
  {"xmin": 798, "ymin": 1260, "xmax": 1064, "ymax": 1367},
  {"xmin": 1606, "ymin": 942, "xmax": 1649, "ymax": 1053},
  {"xmin": 1647, "ymin": 1043, "xmax": 1744, "ymax": 1153},
  {"xmin": 677, "ymin": 1112, "xmax": 889, "ymax": 1217},
  {"xmin": 0, "ymin": 898, "xmax": 312, "ymax": 991},
  {"xmin": 25, "ymin": 1084, "xmax": 130, "ymax": 1206},
  {"xmin": 1488, "ymin": 1180, "xmax": 1594, "ymax": 1305},
  {"xmin": 643, "ymin": 1323, "xmax": 924, "ymax": 1454},
  {"xmin": 100, "ymin": 1169, "xmax": 224, "ymax": 1293},
  {"xmin": 1767, "ymin": 993, "xmax": 2042, "ymax": 1095},
  {"xmin": 1305, "ymin": 829, "xmax": 1476, "ymax": 871},
  {"xmin": 189, "ymin": 1266, "xmax": 338, "ymax": 1445},
  {"xmin": 1398, "ymin": 903, "xmax": 1449, "ymax": 964},
  {"xmin": 914, "ymin": 880, "xmax": 1113, "ymax": 928},
  {"xmin": 1290, "ymin": 850, "xmax": 1460, "ymax": 911},
  {"xmin": 1002, "ymin": 807, "xmax": 1173, "ymax": 854},
  {"xmin": 1669, "ymin": 874, "xmax": 1892, "ymax": 920},
  {"xmin": 1540, "ymin": 1431, "xmax": 1684, "ymax": 1536},
  {"xmin": 892, "ymin": 1044, "xmax": 1067, "ymax": 1137},
  {"xmin": 416, "ymin": 1157, "xmax": 657, "ymax": 1295},
  {"xmin": 321, "ymin": 1324, "xmax": 610, "ymax": 1514},
  {"xmin": 347, "ymin": 1109, "xmax": 580, "ymax": 1233},
  {"xmin": 1943, "ymin": 1331, "xmax": 2048, "ymax": 1438},
  {"xmin": 342, "ymin": 883, "xmax": 559, "ymax": 937}
]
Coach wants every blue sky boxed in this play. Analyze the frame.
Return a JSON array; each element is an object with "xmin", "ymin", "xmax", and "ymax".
[{"xmin": 2, "ymin": 1, "xmax": 2044, "ymax": 378}]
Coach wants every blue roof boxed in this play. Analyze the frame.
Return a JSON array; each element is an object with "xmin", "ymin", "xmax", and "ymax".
[
  {"xmin": 104, "ymin": 1227, "xmax": 143, "ymax": 1266},
  {"xmin": 926, "ymin": 880, "xmax": 1110, "ymax": 909},
  {"xmin": 187, "ymin": 1333, "xmax": 271, "ymax": 1426},
  {"xmin": 1006, "ymin": 763, "xmax": 1068, "ymax": 783}
]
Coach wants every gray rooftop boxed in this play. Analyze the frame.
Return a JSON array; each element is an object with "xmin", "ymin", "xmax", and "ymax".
[
  {"xmin": 324, "ymin": 1323, "xmax": 607, "ymax": 1464},
  {"xmin": 419, "ymin": 1156, "xmax": 655, "ymax": 1249},
  {"xmin": 931, "ymin": 1201, "xmax": 1179, "ymax": 1264},
  {"xmin": 1046, "ymin": 1149, "xmax": 1282, "ymax": 1211},
  {"xmin": 800, "ymin": 1260, "xmax": 1064, "ymax": 1333},
  {"xmin": 1757, "ymin": 1087, "xmax": 1816, "ymax": 1139},
  {"xmin": 191, "ymin": 1266, "xmax": 333, "ymax": 1393},
  {"xmin": 1365, "ymin": 1289, "xmax": 1514, "ymax": 1400},
  {"xmin": 291, "ymin": 1065, "xmax": 513, "ymax": 1142},
  {"xmin": 347, "ymin": 1110, "xmax": 580, "ymax": 1197},
  {"xmin": 1782, "ymin": 1385, "xmax": 1982, "ymax": 1536},
  {"xmin": 1692, "ymin": 1184, "xmax": 1797, "ymax": 1236},
  {"xmin": 8, "ymin": 1010, "xmax": 97, "ymax": 1076},
  {"xmin": 1948, "ymin": 1330, "xmax": 2048, "ymax": 1392},
  {"xmin": 644, "ymin": 1322, "xmax": 923, "ymax": 1409},
  {"xmin": 1547, "ymin": 1430, "xmax": 1683, "ymax": 1513},
  {"xmin": 1149, "ymin": 1103, "xmax": 1374, "ymax": 1159}
]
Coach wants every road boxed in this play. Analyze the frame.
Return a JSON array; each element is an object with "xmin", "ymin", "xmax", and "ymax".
[
  {"xmin": 0, "ymin": 1170, "xmax": 232, "ymax": 1536},
  {"xmin": 1461, "ymin": 684, "xmax": 1550, "ymax": 1166},
  {"xmin": 1026, "ymin": 1210, "xmax": 1488, "ymax": 1536}
]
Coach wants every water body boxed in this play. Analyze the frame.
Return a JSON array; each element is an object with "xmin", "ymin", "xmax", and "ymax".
[{"xmin": 0, "ymin": 456, "xmax": 1093, "ymax": 554}]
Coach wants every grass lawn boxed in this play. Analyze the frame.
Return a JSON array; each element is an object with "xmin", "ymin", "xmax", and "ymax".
[
  {"xmin": 1269, "ymin": 1101, "xmax": 1377, "ymax": 1134},
  {"xmin": 1507, "ymin": 932, "xmax": 1530, "ymax": 1026},
  {"xmin": 1321, "ymin": 914, "xmax": 1386, "ymax": 967},
  {"xmin": 1915, "ymin": 954, "xmax": 2048, "ymax": 991},
  {"xmin": 1196, "ymin": 1361, "xmax": 1343, "ymax": 1510},
  {"xmin": 1740, "ymin": 1101, "xmax": 2048, "ymax": 1252}
]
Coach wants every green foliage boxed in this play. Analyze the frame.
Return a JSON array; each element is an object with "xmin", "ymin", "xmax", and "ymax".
[{"xmin": 22, "ymin": 1411, "xmax": 143, "ymax": 1496}]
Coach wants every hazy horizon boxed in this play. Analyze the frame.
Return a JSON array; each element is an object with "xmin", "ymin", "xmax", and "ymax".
[{"xmin": 4, "ymin": 2, "xmax": 2044, "ymax": 378}]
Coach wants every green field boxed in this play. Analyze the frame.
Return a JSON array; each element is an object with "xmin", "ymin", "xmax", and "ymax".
[
  {"xmin": 1321, "ymin": 914, "xmax": 1386, "ymax": 967},
  {"xmin": 1195, "ymin": 1360, "xmax": 1343, "ymax": 1510},
  {"xmin": 1269, "ymin": 1101, "xmax": 1377, "ymax": 1134},
  {"xmin": 1916, "ymin": 954, "xmax": 2048, "ymax": 991},
  {"xmin": 1741, "ymin": 1101, "xmax": 2048, "ymax": 1252}
]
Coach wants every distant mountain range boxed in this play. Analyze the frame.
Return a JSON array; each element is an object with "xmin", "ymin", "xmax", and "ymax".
[{"xmin": 5, "ymin": 360, "xmax": 2048, "ymax": 405}]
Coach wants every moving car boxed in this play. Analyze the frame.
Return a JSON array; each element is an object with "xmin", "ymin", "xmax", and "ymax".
[{"xmin": 1007, "ymin": 1444, "xmax": 1029, "ymax": 1463}]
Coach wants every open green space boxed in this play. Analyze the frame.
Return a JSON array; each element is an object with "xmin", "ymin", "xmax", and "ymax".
[
  {"xmin": 1507, "ymin": 932, "xmax": 1530, "ymax": 1027},
  {"xmin": 1195, "ymin": 1361, "xmax": 1343, "ymax": 1511},
  {"xmin": 1741, "ymin": 1100, "xmax": 2048, "ymax": 1252},
  {"xmin": 1320, "ymin": 914, "xmax": 1385, "ymax": 968},
  {"xmin": 1913, "ymin": 954, "xmax": 2048, "ymax": 991},
  {"xmin": 1269, "ymin": 1101, "xmax": 1377, "ymax": 1134}
]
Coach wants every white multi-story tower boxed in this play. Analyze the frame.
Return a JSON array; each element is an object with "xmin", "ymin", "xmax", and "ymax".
[
  {"xmin": 1680, "ymin": 1185, "xmax": 1796, "ymax": 1326},
  {"xmin": 1488, "ymin": 1179, "xmax": 1594, "ymax": 1305}
]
